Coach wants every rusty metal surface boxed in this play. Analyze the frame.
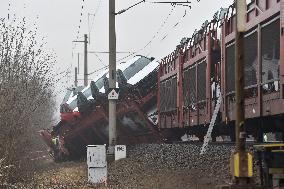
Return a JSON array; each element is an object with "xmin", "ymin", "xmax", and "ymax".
[
  {"xmin": 159, "ymin": 27, "xmax": 221, "ymax": 129},
  {"xmin": 222, "ymin": 0, "xmax": 283, "ymax": 123},
  {"xmin": 157, "ymin": 1, "xmax": 284, "ymax": 142}
]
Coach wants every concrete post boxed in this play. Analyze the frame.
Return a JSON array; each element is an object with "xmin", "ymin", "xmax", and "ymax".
[
  {"xmin": 78, "ymin": 53, "xmax": 80, "ymax": 74},
  {"xmin": 108, "ymin": 0, "xmax": 117, "ymax": 154},
  {"xmin": 75, "ymin": 67, "xmax": 78, "ymax": 87},
  {"xmin": 84, "ymin": 34, "xmax": 88, "ymax": 86}
]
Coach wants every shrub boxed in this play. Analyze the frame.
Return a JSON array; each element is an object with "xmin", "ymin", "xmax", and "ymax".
[{"xmin": 0, "ymin": 17, "xmax": 56, "ymax": 184}]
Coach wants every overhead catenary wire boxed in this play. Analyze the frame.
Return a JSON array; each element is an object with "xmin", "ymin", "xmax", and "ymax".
[
  {"xmin": 76, "ymin": 0, "xmax": 85, "ymax": 41},
  {"xmin": 88, "ymin": 0, "xmax": 102, "ymax": 44},
  {"xmin": 116, "ymin": 0, "xmax": 192, "ymax": 15},
  {"xmin": 70, "ymin": 0, "xmax": 86, "ymax": 87},
  {"xmin": 72, "ymin": 0, "xmax": 86, "ymax": 58},
  {"xmin": 7, "ymin": 0, "xmax": 11, "ymax": 20},
  {"xmin": 88, "ymin": 0, "xmax": 194, "ymax": 76},
  {"xmin": 116, "ymin": 0, "xmax": 146, "ymax": 15},
  {"xmin": 117, "ymin": 4, "xmax": 177, "ymax": 63},
  {"xmin": 93, "ymin": 53, "xmax": 107, "ymax": 67},
  {"xmin": 160, "ymin": 9, "xmax": 187, "ymax": 42},
  {"xmin": 86, "ymin": 51, "xmax": 136, "ymax": 76},
  {"xmin": 87, "ymin": 66, "xmax": 108, "ymax": 76},
  {"xmin": 116, "ymin": 0, "xmax": 192, "ymax": 63}
]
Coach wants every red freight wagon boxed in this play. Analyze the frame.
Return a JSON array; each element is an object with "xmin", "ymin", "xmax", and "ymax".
[
  {"xmin": 158, "ymin": 1, "xmax": 284, "ymax": 142},
  {"xmin": 221, "ymin": 0, "xmax": 284, "ymax": 141},
  {"xmin": 158, "ymin": 13, "xmax": 223, "ymax": 140}
]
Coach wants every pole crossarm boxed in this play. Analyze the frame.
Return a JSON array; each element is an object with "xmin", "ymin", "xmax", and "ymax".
[
  {"xmin": 72, "ymin": 40, "xmax": 85, "ymax": 43},
  {"xmin": 149, "ymin": 1, "xmax": 191, "ymax": 8},
  {"xmin": 88, "ymin": 51, "xmax": 136, "ymax": 54}
]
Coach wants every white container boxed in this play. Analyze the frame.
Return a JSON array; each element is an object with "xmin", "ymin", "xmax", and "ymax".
[
  {"xmin": 87, "ymin": 145, "xmax": 106, "ymax": 167},
  {"xmin": 115, "ymin": 145, "xmax": 126, "ymax": 161},
  {"xmin": 87, "ymin": 145, "xmax": 107, "ymax": 184},
  {"xmin": 88, "ymin": 167, "xmax": 107, "ymax": 184}
]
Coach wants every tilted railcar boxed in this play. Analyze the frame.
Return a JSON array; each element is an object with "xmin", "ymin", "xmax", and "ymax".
[{"xmin": 40, "ymin": 56, "xmax": 162, "ymax": 160}]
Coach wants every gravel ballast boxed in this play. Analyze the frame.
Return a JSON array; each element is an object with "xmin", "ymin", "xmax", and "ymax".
[
  {"xmin": 19, "ymin": 143, "xmax": 260, "ymax": 189},
  {"xmin": 107, "ymin": 143, "xmax": 234, "ymax": 188}
]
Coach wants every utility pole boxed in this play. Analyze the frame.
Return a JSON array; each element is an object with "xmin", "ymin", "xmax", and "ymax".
[
  {"xmin": 235, "ymin": 0, "xmax": 246, "ymax": 156},
  {"xmin": 75, "ymin": 67, "xmax": 78, "ymax": 87},
  {"xmin": 108, "ymin": 0, "xmax": 117, "ymax": 154},
  {"xmin": 106, "ymin": 0, "xmax": 191, "ymax": 156},
  {"xmin": 230, "ymin": 0, "xmax": 254, "ymax": 187},
  {"xmin": 84, "ymin": 34, "xmax": 88, "ymax": 86},
  {"xmin": 73, "ymin": 34, "xmax": 88, "ymax": 87},
  {"xmin": 77, "ymin": 53, "xmax": 80, "ymax": 74}
]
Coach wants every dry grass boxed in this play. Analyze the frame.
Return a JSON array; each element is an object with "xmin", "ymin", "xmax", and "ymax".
[
  {"xmin": 27, "ymin": 156, "xmax": 221, "ymax": 189},
  {"xmin": 33, "ymin": 160, "xmax": 96, "ymax": 189}
]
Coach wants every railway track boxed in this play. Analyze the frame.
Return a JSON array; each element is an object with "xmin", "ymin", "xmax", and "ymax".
[{"xmin": 172, "ymin": 140, "xmax": 282, "ymax": 147}]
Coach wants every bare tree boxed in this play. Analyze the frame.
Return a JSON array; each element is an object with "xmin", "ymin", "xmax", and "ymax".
[{"xmin": 0, "ymin": 17, "xmax": 57, "ymax": 184}]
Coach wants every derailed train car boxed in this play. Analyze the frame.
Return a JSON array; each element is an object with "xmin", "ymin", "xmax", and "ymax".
[
  {"xmin": 158, "ymin": 0, "xmax": 284, "ymax": 141},
  {"xmin": 41, "ymin": 55, "xmax": 162, "ymax": 160}
]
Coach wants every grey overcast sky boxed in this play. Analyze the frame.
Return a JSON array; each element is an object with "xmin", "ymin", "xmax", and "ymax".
[{"xmin": 0, "ymin": 0, "xmax": 233, "ymax": 97}]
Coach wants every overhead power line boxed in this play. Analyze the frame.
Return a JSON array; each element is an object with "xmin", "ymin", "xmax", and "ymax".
[
  {"xmin": 116, "ymin": 0, "xmax": 191, "ymax": 15},
  {"xmin": 159, "ymin": 9, "xmax": 187, "ymax": 42},
  {"xmin": 116, "ymin": 0, "xmax": 146, "ymax": 15},
  {"xmin": 87, "ymin": 0, "xmax": 194, "ymax": 75},
  {"xmin": 92, "ymin": 52, "xmax": 106, "ymax": 67},
  {"xmin": 87, "ymin": 66, "xmax": 108, "ymax": 76},
  {"xmin": 7, "ymin": 0, "xmax": 11, "ymax": 20},
  {"xmin": 72, "ymin": 0, "xmax": 86, "ymax": 57},
  {"xmin": 117, "ymin": 4, "xmax": 177, "ymax": 63},
  {"xmin": 76, "ymin": 0, "xmax": 86, "ymax": 41},
  {"xmin": 88, "ymin": 0, "xmax": 102, "ymax": 44}
]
